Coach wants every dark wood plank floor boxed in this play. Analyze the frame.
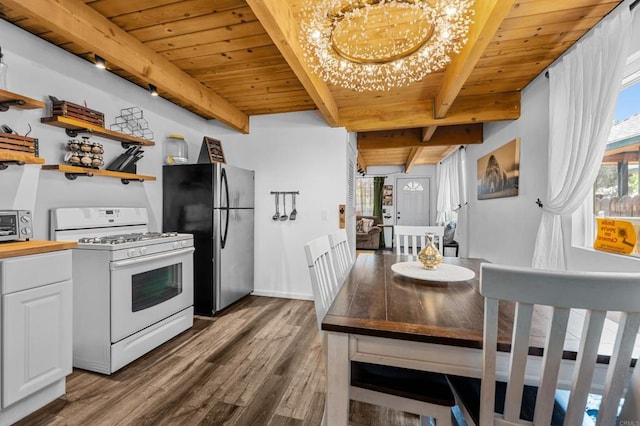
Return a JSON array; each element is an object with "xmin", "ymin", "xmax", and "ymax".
[{"xmin": 16, "ymin": 296, "xmax": 420, "ymax": 426}]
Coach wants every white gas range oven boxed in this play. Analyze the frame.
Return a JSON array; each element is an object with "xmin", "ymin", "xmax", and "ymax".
[{"xmin": 50, "ymin": 207, "xmax": 194, "ymax": 374}]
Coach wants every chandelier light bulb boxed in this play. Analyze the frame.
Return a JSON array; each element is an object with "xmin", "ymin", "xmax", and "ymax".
[{"xmin": 300, "ymin": 0, "xmax": 475, "ymax": 92}]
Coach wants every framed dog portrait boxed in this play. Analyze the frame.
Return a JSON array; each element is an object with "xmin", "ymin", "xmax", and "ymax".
[{"xmin": 477, "ymin": 138, "xmax": 520, "ymax": 200}]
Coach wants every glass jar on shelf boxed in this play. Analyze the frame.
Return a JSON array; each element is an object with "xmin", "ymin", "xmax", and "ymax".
[{"xmin": 163, "ymin": 134, "xmax": 188, "ymax": 165}]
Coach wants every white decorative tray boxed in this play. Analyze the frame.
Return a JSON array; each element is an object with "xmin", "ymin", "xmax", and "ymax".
[{"xmin": 391, "ymin": 261, "xmax": 475, "ymax": 282}]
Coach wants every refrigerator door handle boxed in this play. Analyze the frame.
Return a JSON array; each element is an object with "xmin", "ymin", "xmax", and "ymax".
[{"xmin": 221, "ymin": 167, "xmax": 230, "ymax": 249}]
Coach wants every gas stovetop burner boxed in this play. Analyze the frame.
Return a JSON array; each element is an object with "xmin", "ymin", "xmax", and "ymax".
[{"xmin": 78, "ymin": 231, "xmax": 179, "ymax": 245}]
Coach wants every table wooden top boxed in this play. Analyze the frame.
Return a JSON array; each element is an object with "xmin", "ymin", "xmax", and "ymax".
[{"xmin": 322, "ymin": 253, "xmax": 625, "ymax": 361}]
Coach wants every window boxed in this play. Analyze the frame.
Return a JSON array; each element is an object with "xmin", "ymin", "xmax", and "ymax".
[
  {"xmin": 403, "ymin": 181, "xmax": 424, "ymax": 191},
  {"xmin": 591, "ymin": 52, "xmax": 640, "ymax": 256},
  {"xmin": 355, "ymin": 177, "xmax": 374, "ymax": 216},
  {"xmin": 593, "ymin": 80, "xmax": 640, "ymax": 217}
]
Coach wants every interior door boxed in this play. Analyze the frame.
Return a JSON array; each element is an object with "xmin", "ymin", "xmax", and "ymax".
[{"xmin": 396, "ymin": 178, "xmax": 430, "ymax": 225}]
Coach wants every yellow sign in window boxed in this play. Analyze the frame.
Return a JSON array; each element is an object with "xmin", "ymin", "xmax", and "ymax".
[{"xmin": 594, "ymin": 218, "xmax": 638, "ymax": 255}]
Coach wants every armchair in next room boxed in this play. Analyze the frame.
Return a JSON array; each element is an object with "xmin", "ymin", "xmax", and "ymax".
[{"xmin": 355, "ymin": 216, "xmax": 382, "ymax": 249}]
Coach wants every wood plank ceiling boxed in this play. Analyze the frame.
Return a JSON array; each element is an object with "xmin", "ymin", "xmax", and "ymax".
[{"xmin": 0, "ymin": 0, "xmax": 624, "ymax": 171}]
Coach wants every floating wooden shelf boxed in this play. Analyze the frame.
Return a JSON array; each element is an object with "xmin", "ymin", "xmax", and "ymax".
[
  {"xmin": 40, "ymin": 116, "xmax": 155, "ymax": 147},
  {"xmin": 0, "ymin": 149, "xmax": 45, "ymax": 169},
  {"xmin": 0, "ymin": 89, "xmax": 45, "ymax": 111},
  {"xmin": 42, "ymin": 164, "xmax": 156, "ymax": 184}
]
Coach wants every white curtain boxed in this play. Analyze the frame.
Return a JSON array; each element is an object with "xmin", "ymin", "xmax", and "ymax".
[
  {"xmin": 355, "ymin": 177, "xmax": 374, "ymax": 216},
  {"xmin": 436, "ymin": 148, "xmax": 463, "ymax": 224},
  {"xmin": 531, "ymin": 6, "xmax": 633, "ymax": 269},
  {"xmin": 436, "ymin": 150, "xmax": 461, "ymax": 224}
]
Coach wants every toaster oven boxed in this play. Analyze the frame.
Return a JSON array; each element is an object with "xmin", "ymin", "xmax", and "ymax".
[{"xmin": 0, "ymin": 210, "xmax": 33, "ymax": 241}]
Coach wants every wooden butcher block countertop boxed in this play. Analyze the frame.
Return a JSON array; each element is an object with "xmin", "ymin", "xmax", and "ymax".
[{"xmin": 0, "ymin": 240, "xmax": 77, "ymax": 259}]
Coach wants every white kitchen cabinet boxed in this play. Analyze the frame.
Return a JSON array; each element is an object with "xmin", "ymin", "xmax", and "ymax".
[
  {"xmin": 3, "ymin": 280, "xmax": 72, "ymax": 407},
  {"xmin": 0, "ymin": 248, "xmax": 73, "ymax": 424}
]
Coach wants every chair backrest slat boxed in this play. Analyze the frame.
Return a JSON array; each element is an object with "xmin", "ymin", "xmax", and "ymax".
[
  {"xmin": 503, "ymin": 302, "xmax": 533, "ymax": 423},
  {"xmin": 481, "ymin": 296, "xmax": 499, "ymax": 426},
  {"xmin": 598, "ymin": 312, "xmax": 640, "ymax": 425},
  {"xmin": 394, "ymin": 225, "xmax": 444, "ymax": 256},
  {"xmin": 328, "ymin": 229, "xmax": 353, "ymax": 283},
  {"xmin": 479, "ymin": 263, "xmax": 640, "ymax": 425},
  {"xmin": 533, "ymin": 306, "xmax": 570, "ymax": 425},
  {"xmin": 565, "ymin": 310, "xmax": 606, "ymax": 424},
  {"xmin": 304, "ymin": 235, "xmax": 340, "ymax": 331}
]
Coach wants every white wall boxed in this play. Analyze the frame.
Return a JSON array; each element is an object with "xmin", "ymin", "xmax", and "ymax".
[
  {"xmin": 463, "ymin": 75, "xmax": 547, "ymax": 265},
  {"xmin": 209, "ymin": 112, "xmax": 349, "ymax": 299},
  {"xmin": 0, "ymin": 20, "xmax": 350, "ymax": 300}
]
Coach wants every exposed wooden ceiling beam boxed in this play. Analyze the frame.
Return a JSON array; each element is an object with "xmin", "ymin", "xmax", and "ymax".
[
  {"xmin": 405, "ymin": 147, "xmax": 422, "ymax": 173},
  {"xmin": 344, "ymin": 92, "xmax": 520, "ymax": 132},
  {"xmin": 357, "ymin": 152, "xmax": 368, "ymax": 171},
  {"xmin": 4, "ymin": 0, "xmax": 250, "ymax": 133},
  {"xmin": 358, "ymin": 125, "xmax": 483, "ymax": 150},
  {"xmin": 439, "ymin": 145, "xmax": 461, "ymax": 162},
  {"xmin": 422, "ymin": 126, "xmax": 438, "ymax": 142},
  {"xmin": 434, "ymin": 0, "xmax": 516, "ymax": 119},
  {"xmin": 246, "ymin": 0, "xmax": 340, "ymax": 127}
]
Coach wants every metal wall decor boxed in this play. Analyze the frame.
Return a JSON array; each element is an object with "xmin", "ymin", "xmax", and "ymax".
[
  {"xmin": 109, "ymin": 106, "xmax": 154, "ymax": 140},
  {"xmin": 270, "ymin": 191, "xmax": 299, "ymax": 221}
]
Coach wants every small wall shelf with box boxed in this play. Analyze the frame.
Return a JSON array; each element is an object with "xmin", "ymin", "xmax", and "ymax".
[
  {"xmin": 0, "ymin": 132, "xmax": 42, "ymax": 170},
  {"xmin": 0, "ymin": 89, "xmax": 45, "ymax": 112},
  {"xmin": 41, "ymin": 164, "xmax": 156, "ymax": 185}
]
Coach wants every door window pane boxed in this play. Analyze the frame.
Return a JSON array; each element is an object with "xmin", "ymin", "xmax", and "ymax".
[{"xmin": 403, "ymin": 181, "xmax": 424, "ymax": 191}]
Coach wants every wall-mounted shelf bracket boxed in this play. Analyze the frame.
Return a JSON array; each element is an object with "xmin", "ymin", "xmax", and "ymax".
[
  {"xmin": 0, "ymin": 160, "xmax": 25, "ymax": 170},
  {"xmin": 0, "ymin": 100, "xmax": 25, "ymax": 112},
  {"xmin": 64, "ymin": 171, "xmax": 94, "ymax": 180},
  {"xmin": 0, "ymin": 89, "xmax": 45, "ymax": 112}
]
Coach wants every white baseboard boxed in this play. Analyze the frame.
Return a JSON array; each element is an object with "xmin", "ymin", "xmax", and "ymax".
[{"xmin": 252, "ymin": 289, "xmax": 313, "ymax": 301}]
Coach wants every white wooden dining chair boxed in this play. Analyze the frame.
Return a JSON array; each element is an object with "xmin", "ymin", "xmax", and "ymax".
[
  {"xmin": 448, "ymin": 263, "xmax": 640, "ymax": 426},
  {"xmin": 304, "ymin": 235, "xmax": 456, "ymax": 426},
  {"xmin": 395, "ymin": 225, "xmax": 445, "ymax": 256},
  {"xmin": 304, "ymin": 235, "xmax": 341, "ymax": 331},
  {"xmin": 328, "ymin": 228, "xmax": 354, "ymax": 283}
]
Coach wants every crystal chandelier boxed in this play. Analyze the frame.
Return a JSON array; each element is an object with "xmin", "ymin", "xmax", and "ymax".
[{"xmin": 300, "ymin": 0, "xmax": 475, "ymax": 92}]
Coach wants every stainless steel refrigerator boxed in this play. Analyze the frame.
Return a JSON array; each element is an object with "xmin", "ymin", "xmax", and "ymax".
[{"xmin": 163, "ymin": 163, "xmax": 254, "ymax": 316}]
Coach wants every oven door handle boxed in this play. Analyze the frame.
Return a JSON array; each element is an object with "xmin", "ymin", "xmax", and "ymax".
[{"xmin": 110, "ymin": 247, "xmax": 195, "ymax": 270}]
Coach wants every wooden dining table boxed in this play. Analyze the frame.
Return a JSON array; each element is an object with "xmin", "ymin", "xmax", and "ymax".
[{"xmin": 321, "ymin": 253, "xmax": 633, "ymax": 425}]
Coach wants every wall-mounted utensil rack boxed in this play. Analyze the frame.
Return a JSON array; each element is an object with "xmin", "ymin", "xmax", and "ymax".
[
  {"xmin": 270, "ymin": 191, "xmax": 300, "ymax": 195},
  {"xmin": 270, "ymin": 191, "xmax": 299, "ymax": 221}
]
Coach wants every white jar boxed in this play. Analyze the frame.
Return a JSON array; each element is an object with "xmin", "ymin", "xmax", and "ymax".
[{"xmin": 164, "ymin": 134, "xmax": 188, "ymax": 165}]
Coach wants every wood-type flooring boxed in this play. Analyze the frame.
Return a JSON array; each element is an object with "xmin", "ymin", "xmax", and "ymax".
[{"xmin": 16, "ymin": 296, "xmax": 420, "ymax": 426}]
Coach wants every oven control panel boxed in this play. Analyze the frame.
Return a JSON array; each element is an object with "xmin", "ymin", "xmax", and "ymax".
[{"xmin": 109, "ymin": 236, "xmax": 194, "ymax": 261}]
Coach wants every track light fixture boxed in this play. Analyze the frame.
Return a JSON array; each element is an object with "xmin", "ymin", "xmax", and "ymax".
[
  {"xmin": 94, "ymin": 54, "xmax": 106, "ymax": 69},
  {"xmin": 148, "ymin": 84, "xmax": 158, "ymax": 96}
]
